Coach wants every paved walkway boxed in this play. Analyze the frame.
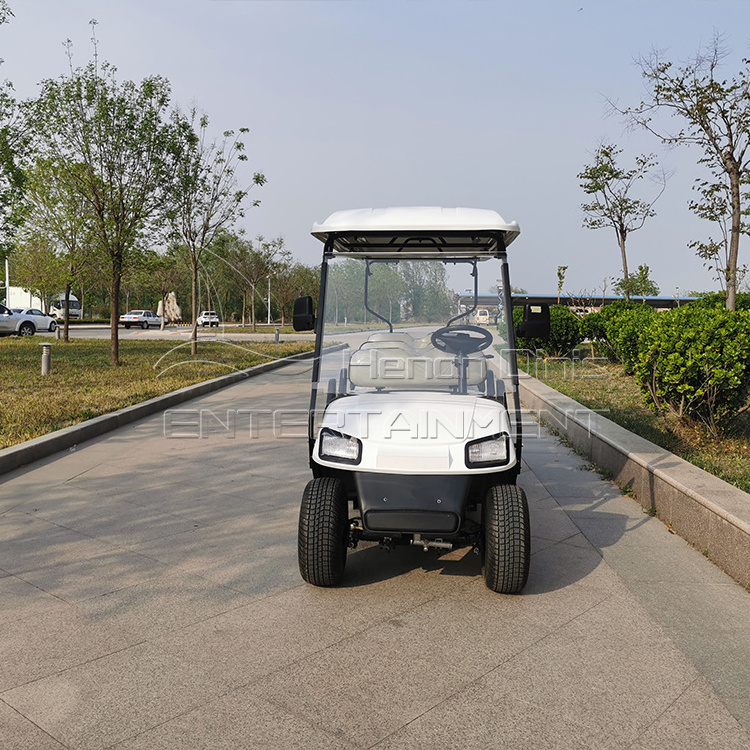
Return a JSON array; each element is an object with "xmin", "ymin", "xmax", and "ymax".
[{"xmin": 1, "ymin": 360, "xmax": 749, "ymax": 749}]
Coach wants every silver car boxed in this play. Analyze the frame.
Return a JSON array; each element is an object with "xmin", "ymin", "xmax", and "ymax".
[
  {"xmin": 119, "ymin": 310, "xmax": 162, "ymax": 329},
  {"xmin": 0, "ymin": 304, "xmax": 37, "ymax": 336},
  {"xmin": 12, "ymin": 307, "xmax": 58, "ymax": 333}
]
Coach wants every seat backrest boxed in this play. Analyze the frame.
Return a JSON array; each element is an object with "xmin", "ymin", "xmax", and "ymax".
[{"xmin": 348, "ymin": 347, "xmax": 486, "ymax": 389}]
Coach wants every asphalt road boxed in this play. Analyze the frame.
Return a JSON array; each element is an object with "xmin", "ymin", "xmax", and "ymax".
[
  {"xmin": 20, "ymin": 324, "xmax": 315, "ymax": 342},
  {"xmin": 1, "ymin": 360, "xmax": 749, "ymax": 748}
]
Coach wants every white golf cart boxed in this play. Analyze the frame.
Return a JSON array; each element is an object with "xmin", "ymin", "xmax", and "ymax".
[{"xmin": 293, "ymin": 207, "xmax": 549, "ymax": 594}]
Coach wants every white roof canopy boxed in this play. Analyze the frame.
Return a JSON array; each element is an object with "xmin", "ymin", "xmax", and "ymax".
[{"xmin": 311, "ymin": 207, "xmax": 520, "ymax": 257}]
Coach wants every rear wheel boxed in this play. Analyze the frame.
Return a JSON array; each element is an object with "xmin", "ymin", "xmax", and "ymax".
[
  {"xmin": 483, "ymin": 484, "xmax": 530, "ymax": 594},
  {"xmin": 298, "ymin": 477, "xmax": 349, "ymax": 587},
  {"xmin": 18, "ymin": 322, "xmax": 34, "ymax": 337},
  {"xmin": 142, "ymin": 321, "xmax": 149, "ymax": 329}
]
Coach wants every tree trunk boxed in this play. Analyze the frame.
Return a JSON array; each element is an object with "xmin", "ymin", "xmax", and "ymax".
[
  {"xmin": 251, "ymin": 287, "xmax": 256, "ymax": 332},
  {"xmin": 725, "ymin": 158, "xmax": 742, "ymax": 312},
  {"xmin": 63, "ymin": 281, "xmax": 71, "ymax": 343},
  {"xmin": 618, "ymin": 226, "xmax": 630, "ymax": 301},
  {"xmin": 191, "ymin": 257, "xmax": 198, "ymax": 356},
  {"xmin": 110, "ymin": 268, "xmax": 121, "ymax": 366}
]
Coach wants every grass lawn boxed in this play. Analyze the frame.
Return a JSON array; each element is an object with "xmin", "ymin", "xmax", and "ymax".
[
  {"xmin": 527, "ymin": 354, "xmax": 750, "ymax": 494},
  {"xmin": 0, "ymin": 337, "xmax": 315, "ymax": 449}
]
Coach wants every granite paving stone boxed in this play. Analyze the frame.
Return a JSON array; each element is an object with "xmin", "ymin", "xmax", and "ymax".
[
  {"xmin": 2, "ymin": 641, "xmax": 230, "ymax": 750},
  {"xmin": 0, "ymin": 362, "xmax": 749, "ymax": 748}
]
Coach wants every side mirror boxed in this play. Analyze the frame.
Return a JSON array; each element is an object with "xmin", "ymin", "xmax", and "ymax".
[
  {"xmin": 516, "ymin": 303, "xmax": 550, "ymax": 339},
  {"xmin": 292, "ymin": 295, "xmax": 316, "ymax": 332}
]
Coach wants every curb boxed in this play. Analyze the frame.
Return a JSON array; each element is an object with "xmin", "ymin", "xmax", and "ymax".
[
  {"xmin": 0, "ymin": 347, "xmax": 332, "ymax": 478},
  {"xmin": 518, "ymin": 373, "xmax": 750, "ymax": 588}
]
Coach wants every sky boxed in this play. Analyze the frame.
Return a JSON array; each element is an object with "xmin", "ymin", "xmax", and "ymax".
[{"xmin": 2, "ymin": 0, "xmax": 749, "ymax": 298}]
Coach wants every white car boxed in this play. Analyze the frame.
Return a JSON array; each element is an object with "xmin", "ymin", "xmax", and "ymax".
[
  {"xmin": 119, "ymin": 310, "xmax": 162, "ymax": 329},
  {"xmin": 293, "ymin": 206, "xmax": 551, "ymax": 595},
  {"xmin": 12, "ymin": 307, "xmax": 58, "ymax": 333},
  {"xmin": 474, "ymin": 308, "xmax": 491, "ymax": 326},
  {"xmin": 197, "ymin": 310, "xmax": 220, "ymax": 327},
  {"xmin": 0, "ymin": 304, "xmax": 35, "ymax": 336}
]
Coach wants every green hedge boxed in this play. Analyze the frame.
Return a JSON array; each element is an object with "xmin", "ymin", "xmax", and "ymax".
[
  {"xmin": 580, "ymin": 301, "xmax": 654, "ymax": 372},
  {"xmin": 634, "ymin": 305, "xmax": 750, "ymax": 437},
  {"xmin": 512, "ymin": 304, "xmax": 582, "ymax": 356}
]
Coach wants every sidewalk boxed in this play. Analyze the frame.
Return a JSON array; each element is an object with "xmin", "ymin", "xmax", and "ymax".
[{"xmin": 1, "ymin": 359, "xmax": 749, "ymax": 749}]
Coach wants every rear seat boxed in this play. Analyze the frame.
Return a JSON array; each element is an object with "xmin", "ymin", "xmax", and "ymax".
[
  {"xmin": 359, "ymin": 332, "xmax": 434, "ymax": 351},
  {"xmin": 349, "ymin": 333, "xmax": 487, "ymax": 388}
]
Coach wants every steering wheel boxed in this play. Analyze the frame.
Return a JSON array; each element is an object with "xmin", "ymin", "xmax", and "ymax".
[{"xmin": 430, "ymin": 325, "xmax": 493, "ymax": 356}]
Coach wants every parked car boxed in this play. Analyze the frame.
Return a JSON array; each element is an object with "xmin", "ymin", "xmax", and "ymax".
[
  {"xmin": 197, "ymin": 310, "xmax": 220, "ymax": 327},
  {"xmin": 119, "ymin": 310, "xmax": 162, "ymax": 329},
  {"xmin": 12, "ymin": 308, "xmax": 58, "ymax": 333},
  {"xmin": 0, "ymin": 304, "xmax": 35, "ymax": 336}
]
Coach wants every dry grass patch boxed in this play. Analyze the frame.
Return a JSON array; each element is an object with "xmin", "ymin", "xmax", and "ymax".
[
  {"xmin": 529, "ymin": 357, "xmax": 750, "ymax": 494},
  {"xmin": 0, "ymin": 337, "xmax": 315, "ymax": 449}
]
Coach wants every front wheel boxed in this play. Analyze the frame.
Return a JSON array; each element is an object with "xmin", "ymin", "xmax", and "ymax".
[
  {"xmin": 483, "ymin": 484, "xmax": 530, "ymax": 594},
  {"xmin": 49, "ymin": 321, "xmax": 57, "ymax": 332},
  {"xmin": 298, "ymin": 477, "xmax": 349, "ymax": 587}
]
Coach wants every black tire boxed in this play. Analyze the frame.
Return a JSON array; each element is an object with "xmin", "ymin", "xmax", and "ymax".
[
  {"xmin": 298, "ymin": 477, "xmax": 349, "ymax": 587},
  {"xmin": 49, "ymin": 321, "xmax": 57, "ymax": 332},
  {"xmin": 483, "ymin": 484, "xmax": 530, "ymax": 594},
  {"xmin": 18, "ymin": 322, "xmax": 34, "ymax": 337},
  {"xmin": 142, "ymin": 321, "xmax": 149, "ymax": 329},
  {"xmin": 124, "ymin": 324, "xmax": 130, "ymax": 329}
]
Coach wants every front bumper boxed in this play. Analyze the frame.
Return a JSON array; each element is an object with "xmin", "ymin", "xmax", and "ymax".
[{"xmin": 355, "ymin": 472, "xmax": 470, "ymax": 536}]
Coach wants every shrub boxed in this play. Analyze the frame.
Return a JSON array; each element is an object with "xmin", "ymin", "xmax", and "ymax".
[
  {"xmin": 607, "ymin": 304, "xmax": 655, "ymax": 375},
  {"xmin": 513, "ymin": 304, "xmax": 582, "ymax": 356},
  {"xmin": 690, "ymin": 291, "xmax": 750, "ymax": 311},
  {"xmin": 580, "ymin": 301, "xmax": 654, "ymax": 368},
  {"xmin": 579, "ymin": 308, "xmax": 608, "ymax": 345},
  {"xmin": 634, "ymin": 305, "xmax": 750, "ymax": 437}
]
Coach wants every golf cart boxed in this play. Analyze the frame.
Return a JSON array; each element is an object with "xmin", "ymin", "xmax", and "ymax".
[{"xmin": 293, "ymin": 207, "xmax": 549, "ymax": 594}]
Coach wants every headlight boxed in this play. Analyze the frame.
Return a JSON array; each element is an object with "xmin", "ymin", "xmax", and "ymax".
[
  {"xmin": 465, "ymin": 433, "xmax": 510, "ymax": 467},
  {"xmin": 319, "ymin": 428, "xmax": 362, "ymax": 465}
]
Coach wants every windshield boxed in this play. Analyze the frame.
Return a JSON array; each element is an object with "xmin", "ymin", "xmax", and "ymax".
[{"xmin": 310, "ymin": 254, "xmax": 520, "ymax": 433}]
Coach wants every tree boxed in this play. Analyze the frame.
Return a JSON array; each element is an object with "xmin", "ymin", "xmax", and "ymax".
[
  {"xmin": 10, "ymin": 233, "xmax": 65, "ymax": 308},
  {"xmin": 556, "ymin": 265, "xmax": 568, "ymax": 304},
  {"xmin": 579, "ymin": 143, "xmax": 666, "ymax": 300},
  {"xmin": 688, "ymin": 177, "xmax": 749, "ymax": 292},
  {"xmin": 399, "ymin": 261, "xmax": 453, "ymax": 322},
  {"xmin": 166, "ymin": 109, "xmax": 265, "ymax": 354},
  {"xmin": 138, "ymin": 247, "xmax": 186, "ymax": 329},
  {"xmin": 613, "ymin": 263, "xmax": 660, "ymax": 301},
  {"xmin": 15, "ymin": 158, "xmax": 95, "ymax": 340},
  {"xmin": 274, "ymin": 262, "xmax": 320, "ymax": 326},
  {"xmin": 617, "ymin": 36, "xmax": 750, "ymax": 310},
  {"xmin": 0, "ymin": 2, "xmax": 27, "ymax": 260},
  {"xmin": 27, "ymin": 28, "xmax": 179, "ymax": 364},
  {"xmin": 243, "ymin": 236, "xmax": 289, "ymax": 330}
]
